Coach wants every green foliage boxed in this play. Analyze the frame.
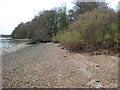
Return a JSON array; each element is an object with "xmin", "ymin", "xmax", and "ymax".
[
  {"xmin": 53, "ymin": 31, "xmax": 84, "ymax": 44},
  {"xmin": 104, "ymin": 34, "xmax": 111, "ymax": 40},
  {"xmin": 58, "ymin": 12, "xmax": 68, "ymax": 30},
  {"xmin": 65, "ymin": 32, "xmax": 83, "ymax": 43},
  {"xmin": 114, "ymin": 37, "xmax": 119, "ymax": 43},
  {"xmin": 52, "ymin": 31, "xmax": 63, "ymax": 42},
  {"xmin": 113, "ymin": 33, "xmax": 120, "ymax": 43}
]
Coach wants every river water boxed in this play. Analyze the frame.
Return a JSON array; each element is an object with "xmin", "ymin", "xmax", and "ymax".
[
  {"xmin": 0, "ymin": 37, "xmax": 16, "ymax": 49},
  {"xmin": 0, "ymin": 37, "xmax": 29, "ymax": 49}
]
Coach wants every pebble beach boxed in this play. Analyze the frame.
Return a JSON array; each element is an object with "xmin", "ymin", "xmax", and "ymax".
[{"xmin": 2, "ymin": 42, "xmax": 118, "ymax": 88}]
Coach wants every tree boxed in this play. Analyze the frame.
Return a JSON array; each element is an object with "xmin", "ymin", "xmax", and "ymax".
[
  {"xmin": 55, "ymin": 5, "xmax": 69, "ymax": 31},
  {"xmin": 11, "ymin": 22, "xmax": 28, "ymax": 39},
  {"xmin": 73, "ymin": 1, "xmax": 108, "ymax": 20},
  {"xmin": 11, "ymin": 5, "xmax": 69, "ymax": 42},
  {"xmin": 68, "ymin": 9, "xmax": 75, "ymax": 22},
  {"xmin": 43, "ymin": 10, "xmax": 58, "ymax": 36}
]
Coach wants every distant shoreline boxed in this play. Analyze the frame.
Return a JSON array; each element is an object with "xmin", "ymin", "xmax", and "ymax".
[{"xmin": 0, "ymin": 34, "xmax": 11, "ymax": 38}]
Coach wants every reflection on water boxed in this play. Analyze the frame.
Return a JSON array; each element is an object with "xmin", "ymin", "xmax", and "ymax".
[{"xmin": 0, "ymin": 37, "xmax": 29, "ymax": 49}]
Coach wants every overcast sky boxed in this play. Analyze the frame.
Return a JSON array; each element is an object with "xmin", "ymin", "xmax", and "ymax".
[{"xmin": 0, "ymin": 0, "xmax": 119, "ymax": 35}]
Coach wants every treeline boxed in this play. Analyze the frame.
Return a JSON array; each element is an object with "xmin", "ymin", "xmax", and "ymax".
[
  {"xmin": 12, "ymin": 6, "xmax": 69, "ymax": 41},
  {"xmin": 11, "ymin": 2, "xmax": 107, "ymax": 42}
]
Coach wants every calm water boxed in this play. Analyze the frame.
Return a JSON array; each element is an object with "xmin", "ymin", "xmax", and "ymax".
[{"xmin": 0, "ymin": 37, "xmax": 29, "ymax": 49}]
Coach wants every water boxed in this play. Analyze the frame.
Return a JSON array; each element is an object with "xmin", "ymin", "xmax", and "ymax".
[
  {"xmin": 0, "ymin": 37, "xmax": 29, "ymax": 49},
  {"xmin": 0, "ymin": 37, "xmax": 15, "ymax": 49}
]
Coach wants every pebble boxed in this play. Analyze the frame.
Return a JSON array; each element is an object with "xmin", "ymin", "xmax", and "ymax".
[
  {"xmin": 2, "ymin": 43, "xmax": 117, "ymax": 88},
  {"xmin": 63, "ymin": 56, "xmax": 67, "ymax": 57},
  {"xmin": 95, "ymin": 80, "xmax": 100, "ymax": 83}
]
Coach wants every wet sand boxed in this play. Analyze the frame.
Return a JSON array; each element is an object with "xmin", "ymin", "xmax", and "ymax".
[{"xmin": 2, "ymin": 43, "xmax": 118, "ymax": 88}]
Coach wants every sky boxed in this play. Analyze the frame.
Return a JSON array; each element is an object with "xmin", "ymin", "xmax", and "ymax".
[{"xmin": 0, "ymin": 0, "xmax": 119, "ymax": 35}]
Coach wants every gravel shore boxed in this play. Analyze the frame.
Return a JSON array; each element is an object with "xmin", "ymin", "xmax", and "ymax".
[
  {"xmin": 2, "ymin": 43, "xmax": 118, "ymax": 88},
  {"xmin": 1, "ymin": 43, "xmax": 30, "ymax": 55}
]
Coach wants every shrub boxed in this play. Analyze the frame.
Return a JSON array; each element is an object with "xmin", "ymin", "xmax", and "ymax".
[
  {"xmin": 65, "ymin": 8, "xmax": 118, "ymax": 43},
  {"xmin": 53, "ymin": 7, "xmax": 118, "ymax": 53},
  {"xmin": 65, "ymin": 32, "xmax": 84, "ymax": 43},
  {"xmin": 104, "ymin": 34, "xmax": 111, "ymax": 41}
]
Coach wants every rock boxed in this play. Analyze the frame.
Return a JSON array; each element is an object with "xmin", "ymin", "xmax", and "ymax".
[
  {"xmin": 63, "ymin": 56, "xmax": 67, "ymax": 58},
  {"xmin": 96, "ymin": 65, "xmax": 99, "ymax": 67},
  {"xmin": 61, "ymin": 47, "xmax": 64, "ymax": 49},
  {"xmin": 95, "ymin": 80, "xmax": 100, "ymax": 83}
]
